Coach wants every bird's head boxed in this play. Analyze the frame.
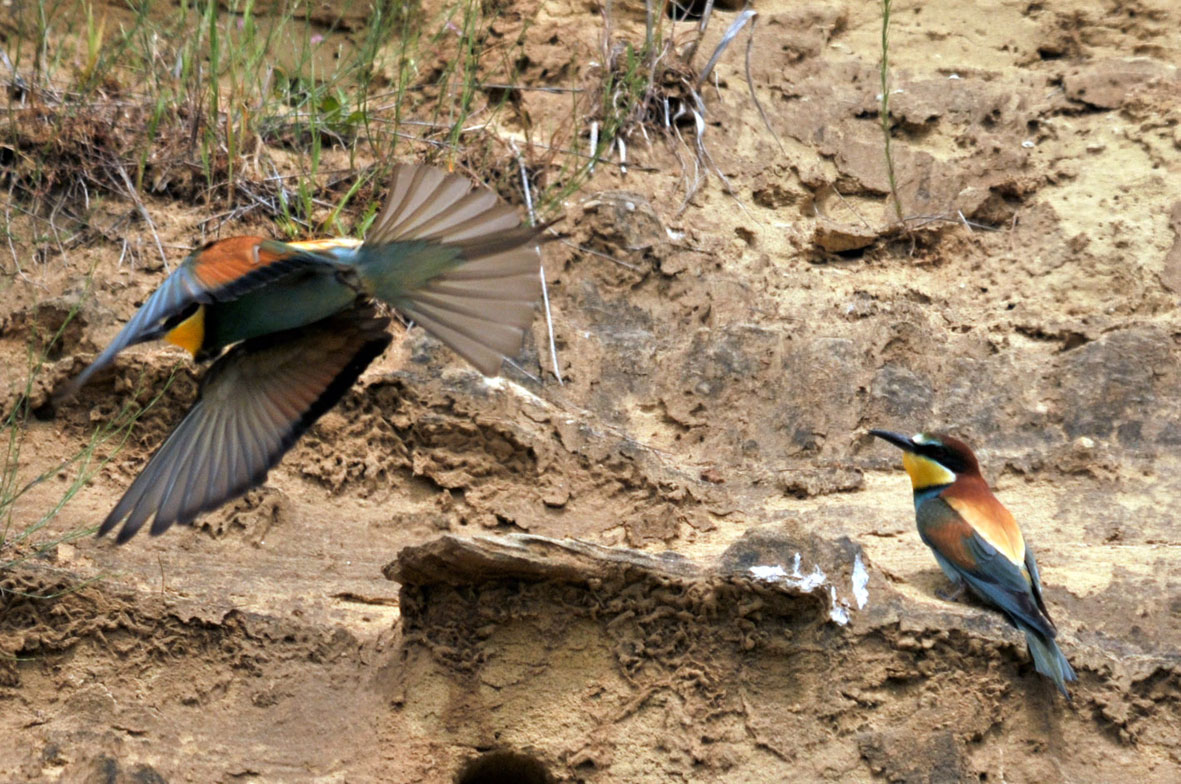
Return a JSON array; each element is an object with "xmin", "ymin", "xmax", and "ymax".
[{"xmin": 869, "ymin": 430, "xmax": 981, "ymax": 491}]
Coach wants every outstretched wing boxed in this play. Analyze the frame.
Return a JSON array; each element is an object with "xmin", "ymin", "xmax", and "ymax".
[
  {"xmin": 99, "ymin": 304, "xmax": 391, "ymax": 543},
  {"xmin": 357, "ymin": 163, "xmax": 550, "ymax": 376},
  {"xmin": 57, "ymin": 237, "xmax": 343, "ymax": 398}
]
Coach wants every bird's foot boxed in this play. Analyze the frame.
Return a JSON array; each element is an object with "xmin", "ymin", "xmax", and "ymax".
[{"xmin": 936, "ymin": 581, "xmax": 967, "ymax": 602}]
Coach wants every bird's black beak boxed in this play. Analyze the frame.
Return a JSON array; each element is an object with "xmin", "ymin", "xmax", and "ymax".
[{"xmin": 868, "ymin": 429, "xmax": 917, "ymax": 453}]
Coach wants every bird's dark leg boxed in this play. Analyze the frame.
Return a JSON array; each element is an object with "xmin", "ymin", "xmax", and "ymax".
[
  {"xmin": 335, "ymin": 268, "xmax": 369, "ymax": 296},
  {"xmin": 937, "ymin": 580, "xmax": 967, "ymax": 602}
]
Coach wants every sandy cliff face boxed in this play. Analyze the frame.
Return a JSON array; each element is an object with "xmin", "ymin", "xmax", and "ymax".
[{"xmin": 1, "ymin": 0, "xmax": 1178, "ymax": 781}]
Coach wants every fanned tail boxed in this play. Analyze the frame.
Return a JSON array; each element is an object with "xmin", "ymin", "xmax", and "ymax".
[{"xmin": 353, "ymin": 164, "xmax": 549, "ymax": 376}]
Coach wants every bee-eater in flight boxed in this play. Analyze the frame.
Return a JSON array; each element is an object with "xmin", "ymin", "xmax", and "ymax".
[
  {"xmin": 869, "ymin": 430, "xmax": 1077, "ymax": 699},
  {"xmin": 59, "ymin": 163, "xmax": 547, "ymax": 543}
]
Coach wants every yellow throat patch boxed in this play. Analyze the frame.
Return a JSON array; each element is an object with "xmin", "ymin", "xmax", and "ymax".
[
  {"xmin": 901, "ymin": 451, "xmax": 957, "ymax": 490},
  {"xmin": 165, "ymin": 305, "xmax": 206, "ymax": 357}
]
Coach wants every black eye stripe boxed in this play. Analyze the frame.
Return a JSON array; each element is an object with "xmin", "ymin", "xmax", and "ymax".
[{"xmin": 917, "ymin": 444, "xmax": 967, "ymax": 473}]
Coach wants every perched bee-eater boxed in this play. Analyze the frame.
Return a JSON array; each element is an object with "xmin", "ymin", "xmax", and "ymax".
[
  {"xmin": 59, "ymin": 163, "xmax": 547, "ymax": 543},
  {"xmin": 869, "ymin": 430, "xmax": 1076, "ymax": 699}
]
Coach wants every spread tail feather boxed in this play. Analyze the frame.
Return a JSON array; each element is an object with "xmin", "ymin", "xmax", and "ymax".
[
  {"xmin": 1023, "ymin": 624, "xmax": 1077, "ymax": 700},
  {"xmin": 353, "ymin": 164, "xmax": 549, "ymax": 375}
]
